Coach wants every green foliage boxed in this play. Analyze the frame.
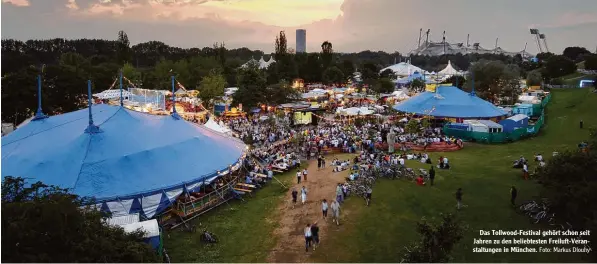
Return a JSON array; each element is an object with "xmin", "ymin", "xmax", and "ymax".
[
  {"xmin": 122, "ymin": 62, "xmax": 141, "ymax": 84},
  {"xmin": 535, "ymin": 129, "xmax": 597, "ymax": 262},
  {"xmin": 379, "ymin": 69, "xmax": 397, "ymax": 79},
  {"xmin": 409, "ymin": 78, "xmax": 426, "ymax": 92},
  {"xmin": 464, "ymin": 60, "xmax": 521, "ymax": 103},
  {"xmin": 562, "ymin": 46, "xmax": 591, "ymax": 62},
  {"xmin": 405, "ymin": 119, "xmax": 419, "ymax": 134},
  {"xmin": 444, "ymin": 75, "xmax": 465, "ymax": 88},
  {"xmin": 1, "ymin": 177, "xmax": 160, "ymax": 263},
  {"xmin": 361, "ymin": 62, "xmax": 380, "ymax": 87},
  {"xmin": 421, "ymin": 118, "xmax": 430, "ymax": 128},
  {"xmin": 322, "ymin": 66, "xmax": 345, "ymax": 85},
  {"xmin": 584, "ymin": 54, "xmax": 597, "ymax": 71},
  {"xmin": 543, "ymin": 55, "xmax": 577, "ymax": 80},
  {"xmin": 374, "ymin": 77, "xmax": 395, "ymax": 94},
  {"xmin": 321, "ymin": 41, "xmax": 334, "ymax": 69},
  {"xmin": 526, "ymin": 69, "xmax": 543, "ymax": 86},
  {"xmin": 274, "ymin": 31, "xmax": 288, "ymax": 59},
  {"xmin": 233, "ymin": 64, "xmax": 267, "ymax": 109},
  {"xmin": 199, "ymin": 71, "xmax": 227, "ymax": 108},
  {"xmin": 401, "ymin": 214, "xmax": 465, "ymax": 263},
  {"xmin": 116, "ymin": 30, "xmax": 132, "ymax": 65},
  {"xmin": 340, "ymin": 59, "xmax": 356, "ymax": 80}
]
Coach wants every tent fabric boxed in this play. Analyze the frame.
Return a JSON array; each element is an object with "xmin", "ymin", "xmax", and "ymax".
[
  {"xmin": 2, "ymin": 104, "xmax": 246, "ymax": 218},
  {"xmin": 380, "ymin": 62, "xmax": 427, "ymax": 76},
  {"xmin": 94, "ymin": 89, "xmax": 133, "ymax": 100},
  {"xmin": 438, "ymin": 60, "xmax": 461, "ymax": 76},
  {"xmin": 120, "ymin": 219, "xmax": 161, "ymax": 249},
  {"xmin": 336, "ymin": 107, "xmax": 374, "ymax": 116},
  {"xmin": 393, "ymin": 86, "xmax": 507, "ymax": 118},
  {"xmin": 204, "ymin": 118, "xmax": 232, "ymax": 134}
]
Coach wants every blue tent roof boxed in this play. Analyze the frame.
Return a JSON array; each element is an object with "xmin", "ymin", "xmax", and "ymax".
[
  {"xmin": 2, "ymin": 104, "xmax": 245, "ymax": 217},
  {"xmin": 393, "ymin": 86, "xmax": 507, "ymax": 118}
]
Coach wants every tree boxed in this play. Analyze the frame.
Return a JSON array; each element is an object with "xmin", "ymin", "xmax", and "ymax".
[
  {"xmin": 1, "ymin": 177, "xmax": 160, "ymax": 263},
  {"xmin": 463, "ymin": 60, "xmax": 521, "ymax": 103},
  {"xmin": 213, "ymin": 42, "xmax": 227, "ymax": 67},
  {"xmin": 584, "ymin": 54, "xmax": 597, "ymax": 71},
  {"xmin": 409, "ymin": 78, "xmax": 426, "ymax": 93},
  {"xmin": 339, "ymin": 59, "xmax": 356, "ymax": 80},
  {"xmin": 199, "ymin": 71, "xmax": 226, "ymax": 109},
  {"xmin": 526, "ymin": 69, "xmax": 543, "ymax": 86},
  {"xmin": 401, "ymin": 214, "xmax": 465, "ymax": 263},
  {"xmin": 444, "ymin": 75, "xmax": 465, "ymax": 88},
  {"xmin": 122, "ymin": 62, "xmax": 141, "ymax": 84},
  {"xmin": 321, "ymin": 41, "xmax": 334, "ymax": 69},
  {"xmin": 562, "ymin": 46, "xmax": 591, "ymax": 62},
  {"xmin": 264, "ymin": 80, "xmax": 299, "ymax": 106},
  {"xmin": 360, "ymin": 62, "xmax": 380, "ymax": 88},
  {"xmin": 232, "ymin": 63, "xmax": 267, "ymax": 109},
  {"xmin": 373, "ymin": 78, "xmax": 395, "ymax": 94},
  {"xmin": 535, "ymin": 130, "xmax": 597, "ymax": 262},
  {"xmin": 322, "ymin": 66, "xmax": 345, "ymax": 85},
  {"xmin": 274, "ymin": 31, "xmax": 288, "ymax": 60},
  {"xmin": 405, "ymin": 119, "xmax": 419, "ymax": 134},
  {"xmin": 543, "ymin": 55, "xmax": 577, "ymax": 80},
  {"xmin": 379, "ymin": 69, "xmax": 397, "ymax": 79},
  {"xmin": 116, "ymin": 30, "xmax": 132, "ymax": 65}
]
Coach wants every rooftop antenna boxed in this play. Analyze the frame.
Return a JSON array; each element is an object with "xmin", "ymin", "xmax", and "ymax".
[
  {"xmin": 417, "ymin": 28, "xmax": 423, "ymax": 48},
  {"xmin": 425, "ymin": 29, "xmax": 430, "ymax": 45},
  {"xmin": 170, "ymin": 74, "xmax": 181, "ymax": 120},
  {"xmin": 32, "ymin": 74, "xmax": 48, "ymax": 121},
  {"xmin": 466, "ymin": 34, "xmax": 470, "ymax": 53},
  {"xmin": 84, "ymin": 80, "xmax": 102, "ymax": 134},
  {"xmin": 119, "ymin": 70, "xmax": 124, "ymax": 107},
  {"xmin": 495, "ymin": 38, "xmax": 499, "ymax": 50}
]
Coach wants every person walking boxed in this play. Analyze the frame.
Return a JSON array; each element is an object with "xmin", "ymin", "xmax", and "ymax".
[
  {"xmin": 322, "ymin": 199, "xmax": 329, "ymax": 219},
  {"xmin": 510, "ymin": 186, "xmax": 518, "ymax": 206},
  {"xmin": 580, "ymin": 119, "xmax": 584, "ymax": 129},
  {"xmin": 429, "ymin": 166, "xmax": 436, "ymax": 186},
  {"xmin": 317, "ymin": 155, "xmax": 322, "ymax": 170},
  {"xmin": 365, "ymin": 186, "xmax": 372, "ymax": 206},
  {"xmin": 296, "ymin": 169, "xmax": 302, "ymax": 184},
  {"xmin": 301, "ymin": 186, "xmax": 308, "ymax": 205},
  {"xmin": 304, "ymin": 223, "xmax": 312, "ymax": 252},
  {"xmin": 335, "ymin": 184, "xmax": 344, "ymax": 204},
  {"xmin": 311, "ymin": 222, "xmax": 320, "ymax": 251},
  {"xmin": 455, "ymin": 188, "xmax": 463, "ymax": 210},
  {"xmin": 322, "ymin": 156, "xmax": 326, "ymax": 168},
  {"xmin": 331, "ymin": 200, "xmax": 340, "ymax": 225},
  {"xmin": 303, "ymin": 168, "xmax": 308, "ymax": 182},
  {"xmin": 522, "ymin": 162, "xmax": 529, "ymax": 180},
  {"xmin": 291, "ymin": 188, "xmax": 298, "ymax": 209}
]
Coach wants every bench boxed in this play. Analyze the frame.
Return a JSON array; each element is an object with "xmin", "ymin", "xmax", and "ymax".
[
  {"xmin": 253, "ymin": 173, "xmax": 267, "ymax": 178},
  {"xmin": 234, "ymin": 188, "xmax": 253, "ymax": 196},
  {"xmin": 236, "ymin": 183, "xmax": 256, "ymax": 189},
  {"xmin": 272, "ymin": 169, "xmax": 284, "ymax": 173}
]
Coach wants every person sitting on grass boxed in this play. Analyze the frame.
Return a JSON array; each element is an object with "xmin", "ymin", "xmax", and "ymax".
[{"xmin": 416, "ymin": 175, "xmax": 426, "ymax": 186}]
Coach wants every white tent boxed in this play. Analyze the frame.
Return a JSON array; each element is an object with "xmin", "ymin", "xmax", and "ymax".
[
  {"xmin": 93, "ymin": 89, "xmax": 133, "ymax": 100},
  {"xmin": 379, "ymin": 62, "xmax": 428, "ymax": 76},
  {"xmin": 336, "ymin": 107, "xmax": 374, "ymax": 116},
  {"xmin": 518, "ymin": 95, "xmax": 541, "ymax": 104},
  {"xmin": 438, "ymin": 60, "xmax": 460, "ymax": 76},
  {"xmin": 391, "ymin": 90, "xmax": 410, "ymax": 100},
  {"xmin": 204, "ymin": 118, "xmax": 232, "ymax": 134}
]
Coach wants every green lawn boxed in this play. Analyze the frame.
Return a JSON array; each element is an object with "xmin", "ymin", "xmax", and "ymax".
[
  {"xmin": 163, "ymin": 164, "xmax": 306, "ymax": 263},
  {"xmin": 312, "ymin": 88, "xmax": 596, "ymax": 263},
  {"xmin": 164, "ymin": 88, "xmax": 596, "ymax": 263}
]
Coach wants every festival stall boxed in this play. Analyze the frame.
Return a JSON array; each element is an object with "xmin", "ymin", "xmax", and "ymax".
[{"xmin": 499, "ymin": 114, "xmax": 529, "ymax": 133}]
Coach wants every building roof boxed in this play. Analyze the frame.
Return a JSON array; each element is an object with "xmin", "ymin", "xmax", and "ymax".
[
  {"xmin": 393, "ymin": 86, "xmax": 507, "ymax": 118},
  {"xmin": 507, "ymin": 114, "xmax": 529, "ymax": 121},
  {"xmin": 1, "ymin": 104, "xmax": 245, "ymax": 217}
]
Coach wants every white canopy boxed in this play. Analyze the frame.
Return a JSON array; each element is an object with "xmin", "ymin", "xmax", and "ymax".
[
  {"xmin": 438, "ymin": 60, "xmax": 460, "ymax": 76},
  {"xmin": 121, "ymin": 219, "xmax": 160, "ymax": 239},
  {"xmin": 204, "ymin": 118, "xmax": 232, "ymax": 134},
  {"xmin": 336, "ymin": 106, "xmax": 374, "ymax": 116},
  {"xmin": 518, "ymin": 95, "xmax": 540, "ymax": 104},
  {"xmin": 380, "ymin": 62, "xmax": 428, "ymax": 76},
  {"xmin": 94, "ymin": 89, "xmax": 133, "ymax": 100},
  {"xmin": 391, "ymin": 90, "xmax": 410, "ymax": 100}
]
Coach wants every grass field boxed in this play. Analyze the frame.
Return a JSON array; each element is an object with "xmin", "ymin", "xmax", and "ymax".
[{"xmin": 165, "ymin": 88, "xmax": 596, "ymax": 263}]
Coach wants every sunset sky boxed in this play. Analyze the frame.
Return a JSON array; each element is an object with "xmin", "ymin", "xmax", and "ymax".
[{"xmin": 2, "ymin": 0, "xmax": 597, "ymax": 54}]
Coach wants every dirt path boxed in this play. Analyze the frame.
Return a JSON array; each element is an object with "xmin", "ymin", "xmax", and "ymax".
[{"xmin": 266, "ymin": 156, "xmax": 353, "ymax": 263}]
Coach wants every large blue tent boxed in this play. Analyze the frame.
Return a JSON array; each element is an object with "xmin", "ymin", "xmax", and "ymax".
[
  {"xmin": 393, "ymin": 85, "xmax": 506, "ymax": 118},
  {"xmin": 2, "ymin": 104, "xmax": 246, "ymax": 218}
]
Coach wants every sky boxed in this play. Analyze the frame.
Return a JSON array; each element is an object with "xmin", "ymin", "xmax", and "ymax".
[{"xmin": 2, "ymin": 0, "xmax": 597, "ymax": 55}]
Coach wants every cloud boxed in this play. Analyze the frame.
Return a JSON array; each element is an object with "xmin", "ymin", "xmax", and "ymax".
[
  {"xmin": 2, "ymin": 0, "xmax": 30, "ymax": 6},
  {"xmin": 2, "ymin": 0, "xmax": 597, "ymax": 54}
]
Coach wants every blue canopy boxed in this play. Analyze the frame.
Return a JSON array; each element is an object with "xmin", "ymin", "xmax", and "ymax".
[
  {"xmin": 393, "ymin": 86, "xmax": 506, "ymax": 118},
  {"xmin": 2, "ymin": 104, "xmax": 246, "ymax": 218}
]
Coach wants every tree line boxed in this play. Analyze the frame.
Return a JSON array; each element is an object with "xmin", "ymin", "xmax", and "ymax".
[{"xmin": 2, "ymin": 30, "xmax": 596, "ymax": 125}]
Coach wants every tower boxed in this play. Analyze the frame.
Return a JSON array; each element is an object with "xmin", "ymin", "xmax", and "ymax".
[{"xmin": 296, "ymin": 29, "xmax": 306, "ymax": 53}]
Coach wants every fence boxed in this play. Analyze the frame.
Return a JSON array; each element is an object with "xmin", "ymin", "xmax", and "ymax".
[{"xmin": 443, "ymin": 94, "xmax": 550, "ymax": 144}]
